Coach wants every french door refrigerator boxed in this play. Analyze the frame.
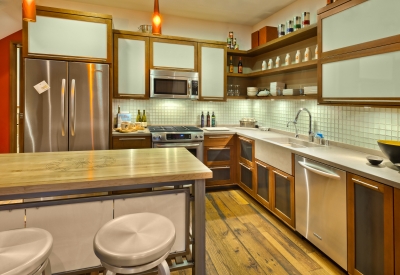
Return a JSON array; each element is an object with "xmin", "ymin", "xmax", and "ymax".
[{"xmin": 24, "ymin": 59, "xmax": 109, "ymax": 152}]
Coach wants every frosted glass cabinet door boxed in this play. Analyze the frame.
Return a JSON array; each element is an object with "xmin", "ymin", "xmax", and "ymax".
[
  {"xmin": 27, "ymin": 14, "xmax": 111, "ymax": 61},
  {"xmin": 199, "ymin": 44, "xmax": 226, "ymax": 100},
  {"xmin": 322, "ymin": 0, "xmax": 400, "ymax": 53},
  {"xmin": 151, "ymin": 39, "xmax": 196, "ymax": 70},
  {"xmin": 114, "ymin": 35, "xmax": 149, "ymax": 98},
  {"xmin": 26, "ymin": 200, "xmax": 113, "ymax": 273}
]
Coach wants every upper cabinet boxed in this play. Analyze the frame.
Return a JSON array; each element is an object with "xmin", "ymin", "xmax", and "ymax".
[
  {"xmin": 198, "ymin": 43, "xmax": 226, "ymax": 101},
  {"xmin": 150, "ymin": 38, "xmax": 197, "ymax": 71},
  {"xmin": 318, "ymin": 0, "xmax": 400, "ymax": 106},
  {"xmin": 113, "ymin": 31, "xmax": 149, "ymax": 99},
  {"xmin": 23, "ymin": 6, "xmax": 112, "ymax": 63}
]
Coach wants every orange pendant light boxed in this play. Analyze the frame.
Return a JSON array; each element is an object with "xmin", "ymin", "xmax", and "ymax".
[
  {"xmin": 22, "ymin": 0, "xmax": 36, "ymax": 22},
  {"xmin": 152, "ymin": 0, "xmax": 162, "ymax": 35}
]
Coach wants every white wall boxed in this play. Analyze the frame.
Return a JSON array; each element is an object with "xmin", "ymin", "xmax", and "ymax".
[
  {"xmin": 0, "ymin": 0, "xmax": 22, "ymax": 40},
  {"xmin": 252, "ymin": 0, "xmax": 326, "ymax": 31},
  {"xmin": 37, "ymin": 0, "xmax": 252, "ymax": 49}
]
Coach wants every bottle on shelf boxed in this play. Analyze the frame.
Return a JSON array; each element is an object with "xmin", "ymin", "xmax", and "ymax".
[
  {"xmin": 142, "ymin": 110, "xmax": 147, "ymax": 127},
  {"xmin": 201, "ymin": 111, "xmax": 204, "ymax": 128},
  {"xmin": 136, "ymin": 110, "xmax": 142, "ymax": 122},
  {"xmin": 295, "ymin": 50, "xmax": 301, "ymax": 64},
  {"xmin": 275, "ymin": 56, "xmax": 281, "ymax": 68},
  {"xmin": 118, "ymin": 105, "xmax": 120, "ymax": 114},
  {"xmin": 285, "ymin": 53, "xmax": 291, "ymax": 66},
  {"xmin": 238, "ymin": 57, "xmax": 243, "ymax": 74},
  {"xmin": 211, "ymin": 112, "xmax": 216, "ymax": 127},
  {"xmin": 268, "ymin": 59, "xmax": 273, "ymax": 69},
  {"xmin": 262, "ymin": 60, "xmax": 267, "ymax": 71},
  {"xmin": 229, "ymin": 56, "xmax": 234, "ymax": 73},
  {"xmin": 206, "ymin": 111, "xmax": 211, "ymax": 127},
  {"xmin": 304, "ymin": 47, "xmax": 310, "ymax": 62}
]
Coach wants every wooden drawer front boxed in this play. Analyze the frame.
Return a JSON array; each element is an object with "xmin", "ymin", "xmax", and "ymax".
[
  {"xmin": 238, "ymin": 136, "xmax": 255, "ymax": 167},
  {"xmin": 204, "ymin": 146, "xmax": 233, "ymax": 166},
  {"xmin": 206, "ymin": 166, "xmax": 234, "ymax": 187},
  {"xmin": 204, "ymin": 135, "xmax": 234, "ymax": 146},
  {"xmin": 112, "ymin": 136, "xmax": 151, "ymax": 149}
]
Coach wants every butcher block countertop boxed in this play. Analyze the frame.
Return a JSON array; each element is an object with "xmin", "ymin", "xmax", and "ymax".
[{"xmin": 0, "ymin": 148, "xmax": 212, "ymax": 197}]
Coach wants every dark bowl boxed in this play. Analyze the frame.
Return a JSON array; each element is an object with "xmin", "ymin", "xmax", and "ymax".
[
  {"xmin": 366, "ymin": 156, "xmax": 383, "ymax": 165},
  {"xmin": 377, "ymin": 140, "xmax": 400, "ymax": 164}
]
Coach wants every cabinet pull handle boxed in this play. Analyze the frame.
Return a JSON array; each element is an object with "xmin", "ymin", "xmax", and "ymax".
[
  {"xmin": 208, "ymin": 136, "xmax": 230, "ymax": 139},
  {"xmin": 352, "ymin": 178, "xmax": 379, "ymax": 190},
  {"xmin": 273, "ymin": 170, "xmax": 288, "ymax": 179},
  {"xmin": 210, "ymin": 166, "xmax": 230, "ymax": 170},
  {"xmin": 239, "ymin": 136, "xmax": 252, "ymax": 143},
  {"xmin": 61, "ymin": 79, "xmax": 66, "ymax": 137},
  {"xmin": 208, "ymin": 147, "xmax": 230, "ymax": 150},
  {"xmin": 255, "ymin": 161, "xmax": 267, "ymax": 168},
  {"xmin": 239, "ymin": 162, "xmax": 252, "ymax": 171},
  {"xmin": 119, "ymin": 138, "xmax": 146, "ymax": 141}
]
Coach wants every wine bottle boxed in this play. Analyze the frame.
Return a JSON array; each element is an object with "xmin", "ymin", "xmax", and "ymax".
[
  {"xmin": 118, "ymin": 105, "xmax": 120, "ymax": 114},
  {"xmin": 206, "ymin": 111, "xmax": 210, "ymax": 127},
  {"xmin": 136, "ymin": 110, "xmax": 142, "ymax": 122},
  {"xmin": 142, "ymin": 110, "xmax": 147, "ymax": 127},
  {"xmin": 229, "ymin": 56, "xmax": 234, "ymax": 73},
  {"xmin": 238, "ymin": 57, "xmax": 243, "ymax": 73},
  {"xmin": 201, "ymin": 111, "xmax": 204, "ymax": 128},
  {"xmin": 211, "ymin": 112, "xmax": 216, "ymax": 127}
]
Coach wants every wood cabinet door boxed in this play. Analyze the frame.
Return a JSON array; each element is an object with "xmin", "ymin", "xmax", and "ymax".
[
  {"xmin": 238, "ymin": 161, "xmax": 255, "ymax": 196},
  {"xmin": 204, "ymin": 146, "xmax": 233, "ymax": 166},
  {"xmin": 395, "ymin": 188, "xmax": 400, "ymax": 275},
  {"xmin": 206, "ymin": 166, "xmax": 234, "ymax": 187},
  {"xmin": 150, "ymin": 38, "xmax": 197, "ymax": 71},
  {"xmin": 347, "ymin": 174, "xmax": 394, "ymax": 275},
  {"xmin": 238, "ymin": 136, "xmax": 255, "ymax": 168},
  {"xmin": 24, "ymin": 6, "xmax": 112, "ymax": 63},
  {"xmin": 255, "ymin": 160, "xmax": 272, "ymax": 210},
  {"xmin": 113, "ymin": 33, "xmax": 149, "ymax": 99},
  {"xmin": 198, "ymin": 43, "xmax": 226, "ymax": 101},
  {"xmin": 112, "ymin": 136, "xmax": 152, "ymax": 149},
  {"xmin": 271, "ymin": 168, "xmax": 295, "ymax": 228}
]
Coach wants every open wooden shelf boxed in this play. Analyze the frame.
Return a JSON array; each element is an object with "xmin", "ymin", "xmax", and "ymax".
[
  {"xmin": 227, "ymin": 24, "xmax": 317, "ymax": 57},
  {"xmin": 227, "ymin": 95, "xmax": 318, "ymax": 100},
  {"xmin": 227, "ymin": 96, "xmax": 247, "ymax": 100},
  {"xmin": 227, "ymin": 60, "xmax": 318, "ymax": 78}
]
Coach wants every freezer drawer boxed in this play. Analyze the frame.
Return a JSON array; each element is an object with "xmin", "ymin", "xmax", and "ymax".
[{"xmin": 295, "ymin": 155, "xmax": 347, "ymax": 270}]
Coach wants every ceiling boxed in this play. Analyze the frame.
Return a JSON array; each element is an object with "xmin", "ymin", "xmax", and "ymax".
[{"xmin": 65, "ymin": 0, "xmax": 297, "ymax": 25}]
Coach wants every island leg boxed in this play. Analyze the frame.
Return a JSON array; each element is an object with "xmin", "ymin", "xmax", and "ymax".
[{"xmin": 193, "ymin": 179, "xmax": 205, "ymax": 275}]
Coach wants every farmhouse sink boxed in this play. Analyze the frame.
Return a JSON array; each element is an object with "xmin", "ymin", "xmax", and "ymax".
[{"xmin": 263, "ymin": 137, "xmax": 323, "ymax": 148}]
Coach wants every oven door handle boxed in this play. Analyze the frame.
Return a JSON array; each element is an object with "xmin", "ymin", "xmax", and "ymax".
[{"xmin": 154, "ymin": 143, "xmax": 201, "ymax": 148}]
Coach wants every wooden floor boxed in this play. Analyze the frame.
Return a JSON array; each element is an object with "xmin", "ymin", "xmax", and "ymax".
[{"xmin": 172, "ymin": 189, "xmax": 346, "ymax": 275}]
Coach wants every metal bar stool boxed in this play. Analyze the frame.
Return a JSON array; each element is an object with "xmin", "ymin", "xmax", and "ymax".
[
  {"xmin": 93, "ymin": 213, "xmax": 176, "ymax": 275},
  {"xmin": 0, "ymin": 228, "xmax": 53, "ymax": 275}
]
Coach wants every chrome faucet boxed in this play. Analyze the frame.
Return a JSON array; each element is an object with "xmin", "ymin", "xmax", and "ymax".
[
  {"xmin": 286, "ymin": 121, "xmax": 299, "ymax": 138},
  {"xmin": 293, "ymin": 108, "xmax": 314, "ymax": 142}
]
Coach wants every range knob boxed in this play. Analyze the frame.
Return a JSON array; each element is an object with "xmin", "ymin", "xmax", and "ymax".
[
  {"xmin": 200, "ymin": 135, "xmax": 203, "ymax": 138},
  {"xmin": 158, "ymin": 135, "xmax": 162, "ymax": 139},
  {"xmin": 195, "ymin": 135, "xmax": 198, "ymax": 138}
]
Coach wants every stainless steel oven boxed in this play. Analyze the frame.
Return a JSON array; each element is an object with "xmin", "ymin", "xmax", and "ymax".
[
  {"xmin": 150, "ymin": 69, "xmax": 199, "ymax": 99},
  {"xmin": 153, "ymin": 142, "xmax": 203, "ymax": 161}
]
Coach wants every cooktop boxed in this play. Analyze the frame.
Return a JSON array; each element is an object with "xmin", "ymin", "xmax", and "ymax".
[{"xmin": 148, "ymin": 126, "xmax": 203, "ymax": 133}]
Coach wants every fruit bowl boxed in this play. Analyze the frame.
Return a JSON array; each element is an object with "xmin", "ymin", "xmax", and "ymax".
[{"xmin": 377, "ymin": 140, "xmax": 400, "ymax": 164}]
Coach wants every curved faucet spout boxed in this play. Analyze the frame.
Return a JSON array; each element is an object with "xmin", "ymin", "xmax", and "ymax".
[
  {"xmin": 293, "ymin": 108, "xmax": 314, "ymax": 142},
  {"xmin": 287, "ymin": 121, "xmax": 299, "ymax": 138}
]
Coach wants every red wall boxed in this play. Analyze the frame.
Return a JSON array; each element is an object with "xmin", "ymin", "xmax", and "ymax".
[{"xmin": 0, "ymin": 30, "xmax": 22, "ymax": 153}]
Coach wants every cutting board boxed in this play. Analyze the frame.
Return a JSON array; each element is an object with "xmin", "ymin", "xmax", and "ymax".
[{"xmin": 203, "ymin": 127, "xmax": 230, "ymax": 131}]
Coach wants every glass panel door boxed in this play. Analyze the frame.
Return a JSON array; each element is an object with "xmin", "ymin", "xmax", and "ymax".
[{"xmin": 256, "ymin": 162, "xmax": 270, "ymax": 208}]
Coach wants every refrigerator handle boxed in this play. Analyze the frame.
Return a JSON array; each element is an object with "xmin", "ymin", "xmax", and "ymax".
[
  {"xmin": 61, "ymin": 79, "xmax": 66, "ymax": 136},
  {"xmin": 71, "ymin": 79, "xmax": 76, "ymax": 136}
]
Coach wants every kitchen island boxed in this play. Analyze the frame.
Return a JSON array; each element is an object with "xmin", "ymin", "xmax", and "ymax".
[{"xmin": 0, "ymin": 148, "xmax": 212, "ymax": 275}]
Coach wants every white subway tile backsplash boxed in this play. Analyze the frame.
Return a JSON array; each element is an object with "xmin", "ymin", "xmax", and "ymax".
[{"xmin": 113, "ymin": 98, "xmax": 399, "ymax": 151}]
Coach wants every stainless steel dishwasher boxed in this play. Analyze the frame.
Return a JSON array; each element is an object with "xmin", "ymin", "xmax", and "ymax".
[{"xmin": 295, "ymin": 155, "xmax": 347, "ymax": 270}]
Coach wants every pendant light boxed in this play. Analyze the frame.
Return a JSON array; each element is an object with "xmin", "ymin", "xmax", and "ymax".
[
  {"xmin": 152, "ymin": 0, "xmax": 162, "ymax": 35},
  {"xmin": 22, "ymin": 0, "xmax": 37, "ymax": 22}
]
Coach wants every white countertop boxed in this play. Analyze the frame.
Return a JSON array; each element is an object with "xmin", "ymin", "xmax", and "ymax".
[{"xmin": 204, "ymin": 127, "xmax": 400, "ymax": 189}]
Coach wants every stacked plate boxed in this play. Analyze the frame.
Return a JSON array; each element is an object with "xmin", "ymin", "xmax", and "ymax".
[{"xmin": 247, "ymin": 87, "xmax": 258, "ymax": 96}]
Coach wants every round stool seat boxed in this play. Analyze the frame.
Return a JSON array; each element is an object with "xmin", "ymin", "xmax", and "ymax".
[
  {"xmin": 0, "ymin": 228, "xmax": 53, "ymax": 275},
  {"xmin": 94, "ymin": 213, "xmax": 175, "ymax": 268}
]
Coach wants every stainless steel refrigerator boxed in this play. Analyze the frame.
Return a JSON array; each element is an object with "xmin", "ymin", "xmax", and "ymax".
[{"xmin": 24, "ymin": 59, "xmax": 109, "ymax": 152}]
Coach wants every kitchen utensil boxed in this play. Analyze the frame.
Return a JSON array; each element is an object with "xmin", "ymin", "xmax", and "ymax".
[
  {"xmin": 138, "ymin": 25, "xmax": 152, "ymax": 33},
  {"xmin": 234, "ymin": 85, "xmax": 240, "ymax": 96},
  {"xmin": 366, "ymin": 156, "xmax": 383, "ymax": 165},
  {"xmin": 240, "ymin": 118, "xmax": 257, "ymax": 128},
  {"xmin": 377, "ymin": 140, "xmax": 400, "ymax": 164}
]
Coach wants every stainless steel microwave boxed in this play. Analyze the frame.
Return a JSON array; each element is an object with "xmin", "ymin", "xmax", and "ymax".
[{"xmin": 150, "ymin": 69, "xmax": 199, "ymax": 99}]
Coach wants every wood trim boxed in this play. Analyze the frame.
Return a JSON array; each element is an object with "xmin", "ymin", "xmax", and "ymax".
[
  {"xmin": 109, "ymin": 62, "xmax": 113, "ymax": 149},
  {"xmin": 36, "ymin": 5, "xmax": 112, "ymax": 19},
  {"xmin": 23, "ymin": 9, "xmax": 112, "ymax": 63},
  {"xmin": 206, "ymin": 165, "xmax": 235, "ymax": 187},
  {"xmin": 9, "ymin": 41, "xmax": 21, "ymax": 153},
  {"xmin": 204, "ymin": 146, "xmax": 233, "ymax": 167},
  {"xmin": 113, "ymin": 29, "xmax": 225, "ymax": 46},
  {"xmin": 112, "ymin": 136, "xmax": 152, "ymax": 150},
  {"xmin": 237, "ymin": 161, "xmax": 255, "ymax": 196},
  {"xmin": 347, "ymin": 173, "xmax": 394, "ymax": 275},
  {"xmin": 149, "ymin": 38, "xmax": 198, "ymax": 71},
  {"xmin": 317, "ymin": 0, "xmax": 366, "ymax": 15},
  {"xmin": 198, "ymin": 43, "xmax": 227, "ymax": 101},
  {"xmin": 394, "ymin": 188, "xmax": 400, "ymax": 275},
  {"xmin": 113, "ymin": 34, "xmax": 150, "ymax": 99},
  {"xmin": 237, "ymin": 136, "xmax": 255, "ymax": 168},
  {"xmin": 19, "ymin": 58, "xmax": 25, "ymax": 153}
]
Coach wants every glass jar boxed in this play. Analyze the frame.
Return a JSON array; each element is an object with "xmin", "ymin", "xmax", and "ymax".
[
  {"xmin": 278, "ymin": 24, "xmax": 285, "ymax": 37},
  {"xmin": 302, "ymin": 12, "xmax": 310, "ymax": 27},
  {"xmin": 294, "ymin": 16, "xmax": 302, "ymax": 31},
  {"xmin": 286, "ymin": 20, "xmax": 294, "ymax": 34},
  {"xmin": 234, "ymin": 85, "xmax": 240, "ymax": 96}
]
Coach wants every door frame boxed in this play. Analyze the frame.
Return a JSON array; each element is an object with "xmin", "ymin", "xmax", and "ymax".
[{"xmin": 9, "ymin": 41, "xmax": 22, "ymax": 153}]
